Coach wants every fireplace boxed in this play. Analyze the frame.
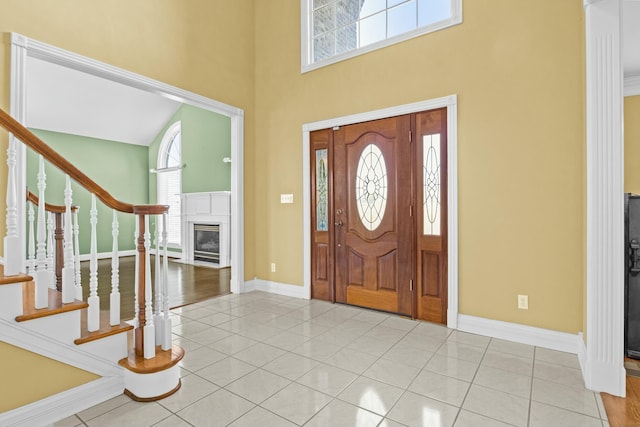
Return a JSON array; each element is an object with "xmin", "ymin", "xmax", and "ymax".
[
  {"xmin": 181, "ymin": 191, "xmax": 231, "ymax": 267},
  {"xmin": 193, "ymin": 224, "xmax": 220, "ymax": 263}
]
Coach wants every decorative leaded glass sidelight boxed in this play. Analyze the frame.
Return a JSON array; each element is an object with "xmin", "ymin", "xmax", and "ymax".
[
  {"xmin": 423, "ymin": 134, "xmax": 441, "ymax": 236},
  {"xmin": 356, "ymin": 144, "xmax": 387, "ymax": 231},
  {"xmin": 316, "ymin": 149, "xmax": 329, "ymax": 231}
]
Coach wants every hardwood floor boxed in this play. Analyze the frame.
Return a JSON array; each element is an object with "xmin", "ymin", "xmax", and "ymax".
[
  {"xmin": 79, "ymin": 256, "xmax": 230, "ymax": 320},
  {"xmin": 602, "ymin": 360, "xmax": 640, "ymax": 426}
]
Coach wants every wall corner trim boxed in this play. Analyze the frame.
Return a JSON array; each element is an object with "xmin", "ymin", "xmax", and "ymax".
[{"xmin": 457, "ymin": 314, "xmax": 583, "ymax": 354}]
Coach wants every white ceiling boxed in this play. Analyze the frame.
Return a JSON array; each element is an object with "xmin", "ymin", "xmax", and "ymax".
[
  {"xmin": 24, "ymin": 6, "xmax": 640, "ymax": 141},
  {"xmin": 624, "ymin": 0, "xmax": 640, "ymax": 77},
  {"xmin": 26, "ymin": 56, "xmax": 181, "ymax": 146}
]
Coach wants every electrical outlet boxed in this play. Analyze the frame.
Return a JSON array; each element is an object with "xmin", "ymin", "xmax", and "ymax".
[
  {"xmin": 518, "ymin": 294, "xmax": 529, "ymax": 310},
  {"xmin": 271, "ymin": 263, "xmax": 276, "ymax": 273}
]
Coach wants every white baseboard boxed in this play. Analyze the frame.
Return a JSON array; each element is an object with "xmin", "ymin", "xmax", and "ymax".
[
  {"xmin": 243, "ymin": 279, "xmax": 309, "ymax": 299},
  {"xmin": 78, "ymin": 250, "xmax": 136, "ymax": 262},
  {"xmin": 577, "ymin": 332, "xmax": 587, "ymax": 379},
  {"xmin": 0, "ymin": 376, "xmax": 123, "ymax": 427},
  {"xmin": 457, "ymin": 314, "xmax": 583, "ymax": 354}
]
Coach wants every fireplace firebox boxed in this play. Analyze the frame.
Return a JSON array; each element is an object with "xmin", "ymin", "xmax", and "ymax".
[{"xmin": 193, "ymin": 224, "xmax": 220, "ymax": 263}]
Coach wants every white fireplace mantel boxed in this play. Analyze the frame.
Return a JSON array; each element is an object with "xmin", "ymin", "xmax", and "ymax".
[{"xmin": 181, "ymin": 191, "xmax": 231, "ymax": 267}]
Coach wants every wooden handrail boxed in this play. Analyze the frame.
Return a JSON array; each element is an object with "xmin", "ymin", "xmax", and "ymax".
[
  {"xmin": 27, "ymin": 189, "xmax": 78, "ymax": 213},
  {"xmin": 0, "ymin": 108, "xmax": 168, "ymax": 215}
]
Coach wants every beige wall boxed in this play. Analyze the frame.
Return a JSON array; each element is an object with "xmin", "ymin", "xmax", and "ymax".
[
  {"xmin": 625, "ymin": 96, "xmax": 640, "ymax": 194},
  {"xmin": 0, "ymin": 0, "xmax": 255, "ymax": 409},
  {"xmin": 0, "ymin": 342, "xmax": 98, "ymax": 413},
  {"xmin": 254, "ymin": 0, "xmax": 586, "ymax": 333}
]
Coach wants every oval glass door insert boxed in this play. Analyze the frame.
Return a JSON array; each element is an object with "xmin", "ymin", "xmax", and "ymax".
[{"xmin": 355, "ymin": 143, "xmax": 388, "ymax": 231}]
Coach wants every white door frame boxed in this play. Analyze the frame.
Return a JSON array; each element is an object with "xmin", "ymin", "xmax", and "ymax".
[
  {"xmin": 302, "ymin": 95, "xmax": 459, "ymax": 327},
  {"xmin": 9, "ymin": 33, "xmax": 245, "ymax": 294},
  {"xmin": 583, "ymin": 0, "xmax": 626, "ymax": 396}
]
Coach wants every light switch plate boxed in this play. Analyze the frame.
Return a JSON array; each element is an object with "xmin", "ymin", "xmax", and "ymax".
[{"xmin": 280, "ymin": 194, "xmax": 294, "ymax": 204}]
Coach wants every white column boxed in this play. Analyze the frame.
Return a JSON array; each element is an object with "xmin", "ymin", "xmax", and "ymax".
[
  {"xmin": 584, "ymin": 0, "xmax": 625, "ymax": 397},
  {"xmin": 87, "ymin": 194, "xmax": 100, "ymax": 332},
  {"xmin": 110, "ymin": 210, "xmax": 120, "ymax": 326},
  {"xmin": 61, "ymin": 175, "xmax": 75, "ymax": 303},
  {"xmin": 34, "ymin": 156, "xmax": 48, "ymax": 308}
]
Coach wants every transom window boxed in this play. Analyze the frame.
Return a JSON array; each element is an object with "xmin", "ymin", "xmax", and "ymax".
[{"xmin": 302, "ymin": 0, "xmax": 462, "ymax": 72}]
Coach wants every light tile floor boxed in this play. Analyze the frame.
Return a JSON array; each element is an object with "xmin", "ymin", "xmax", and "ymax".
[{"xmin": 55, "ymin": 291, "xmax": 611, "ymax": 427}]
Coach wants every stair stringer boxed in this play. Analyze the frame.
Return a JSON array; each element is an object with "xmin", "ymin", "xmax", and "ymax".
[{"xmin": 0, "ymin": 317, "xmax": 126, "ymax": 426}]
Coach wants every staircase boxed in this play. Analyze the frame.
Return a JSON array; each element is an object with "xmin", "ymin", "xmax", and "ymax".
[{"xmin": 0, "ymin": 109, "xmax": 184, "ymax": 426}]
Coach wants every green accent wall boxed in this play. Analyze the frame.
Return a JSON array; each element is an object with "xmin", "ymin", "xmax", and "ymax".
[
  {"xmin": 26, "ymin": 129, "xmax": 149, "ymax": 254},
  {"xmin": 148, "ymin": 104, "xmax": 231, "ymax": 204}
]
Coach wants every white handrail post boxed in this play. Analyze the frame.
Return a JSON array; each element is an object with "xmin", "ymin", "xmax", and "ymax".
[
  {"xmin": 73, "ymin": 208, "xmax": 82, "ymax": 300},
  {"xmin": 154, "ymin": 216, "xmax": 162, "ymax": 343},
  {"xmin": 87, "ymin": 194, "xmax": 99, "ymax": 332},
  {"xmin": 46, "ymin": 211, "xmax": 55, "ymax": 289},
  {"xmin": 27, "ymin": 202, "xmax": 35, "ymax": 275},
  {"xmin": 34, "ymin": 155, "xmax": 48, "ymax": 308},
  {"xmin": 4, "ymin": 135, "xmax": 20, "ymax": 276},
  {"xmin": 161, "ymin": 212, "xmax": 171, "ymax": 350},
  {"xmin": 143, "ymin": 215, "xmax": 155, "ymax": 359},
  {"xmin": 110, "ymin": 210, "xmax": 120, "ymax": 326},
  {"xmin": 61, "ymin": 175, "xmax": 75, "ymax": 303}
]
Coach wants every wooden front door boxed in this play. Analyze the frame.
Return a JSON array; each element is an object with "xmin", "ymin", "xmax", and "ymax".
[
  {"xmin": 309, "ymin": 109, "xmax": 448, "ymax": 323},
  {"xmin": 333, "ymin": 116, "xmax": 413, "ymax": 316}
]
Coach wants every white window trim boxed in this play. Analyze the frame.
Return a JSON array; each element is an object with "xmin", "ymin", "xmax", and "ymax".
[
  {"xmin": 301, "ymin": 0, "xmax": 463, "ymax": 73},
  {"xmin": 157, "ymin": 121, "xmax": 182, "ymax": 249}
]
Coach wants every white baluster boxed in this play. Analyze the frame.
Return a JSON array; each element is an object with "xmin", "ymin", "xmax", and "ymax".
[
  {"xmin": 133, "ymin": 218, "xmax": 139, "ymax": 328},
  {"xmin": 110, "ymin": 210, "xmax": 120, "ymax": 326},
  {"xmin": 27, "ymin": 202, "xmax": 35, "ymax": 275},
  {"xmin": 154, "ymin": 216, "xmax": 162, "ymax": 343},
  {"xmin": 143, "ymin": 215, "xmax": 155, "ymax": 359},
  {"xmin": 161, "ymin": 212, "xmax": 172, "ymax": 350},
  {"xmin": 46, "ymin": 211, "xmax": 55, "ymax": 289},
  {"xmin": 73, "ymin": 208, "xmax": 82, "ymax": 300},
  {"xmin": 87, "ymin": 194, "xmax": 99, "ymax": 332},
  {"xmin": 61, "ymin": 175, "xmax": 75, "ymax": 303},
  {"xmin": 34, "ymin": 156, "xmax": 48, "ymax": 308},
  {"xmin": 4, "ymin": 135, "xmax": 20, "ymax": 276}
]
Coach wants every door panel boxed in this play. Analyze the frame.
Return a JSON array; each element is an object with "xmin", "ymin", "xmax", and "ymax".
[
  {"xmin": 310, "ymin": 129, "xmax": 334, "ymax": 302},
  {"xmin": 334, "ymin": 116, "xmax": 413, "ymax": 315},
  {"xmin": 415, "ymin": 108, "xmax": 448, "ymax": 323}
]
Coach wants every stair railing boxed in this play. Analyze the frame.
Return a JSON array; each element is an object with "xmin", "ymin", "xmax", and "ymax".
[
  {"xmin": 1, "ymin": 108, "xmax": 171, "ymax": 359},
  {"xmin": 26, "ymin": 189, "xmax": 78, "ymax": 292}
]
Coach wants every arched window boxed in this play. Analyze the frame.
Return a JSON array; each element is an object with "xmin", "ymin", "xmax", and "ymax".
[{"xmin": 157, "ymin": 122, "xmax": 182, "ymax": 247}]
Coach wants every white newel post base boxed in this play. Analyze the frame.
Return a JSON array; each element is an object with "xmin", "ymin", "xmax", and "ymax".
[
  {"xmin": 122, "ymin": 366, "xmax": 181, "ymax": 402},
  {"xmin": 119, "ymin": 344, "xmax": 184, "ymax": 402}
]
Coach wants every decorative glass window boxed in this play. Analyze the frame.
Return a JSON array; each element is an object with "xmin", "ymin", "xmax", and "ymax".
[
  {"xmin": 157, "ymin": 122, "xmax": 182, "ymax": 247},
  {"xmin": 356, "ymin": 144, "xmax": 387, "ymax": 231},
  {"xmin": 316, "ymin": 149, "xmax": 329, "ymax": 231},
  {"xmin": 423, "ymin": 133, "xmax": 440, "ymax": 236},
  {"xmin": 302, "ymin": 0, "xmax": 462, "ymax": 72}
]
